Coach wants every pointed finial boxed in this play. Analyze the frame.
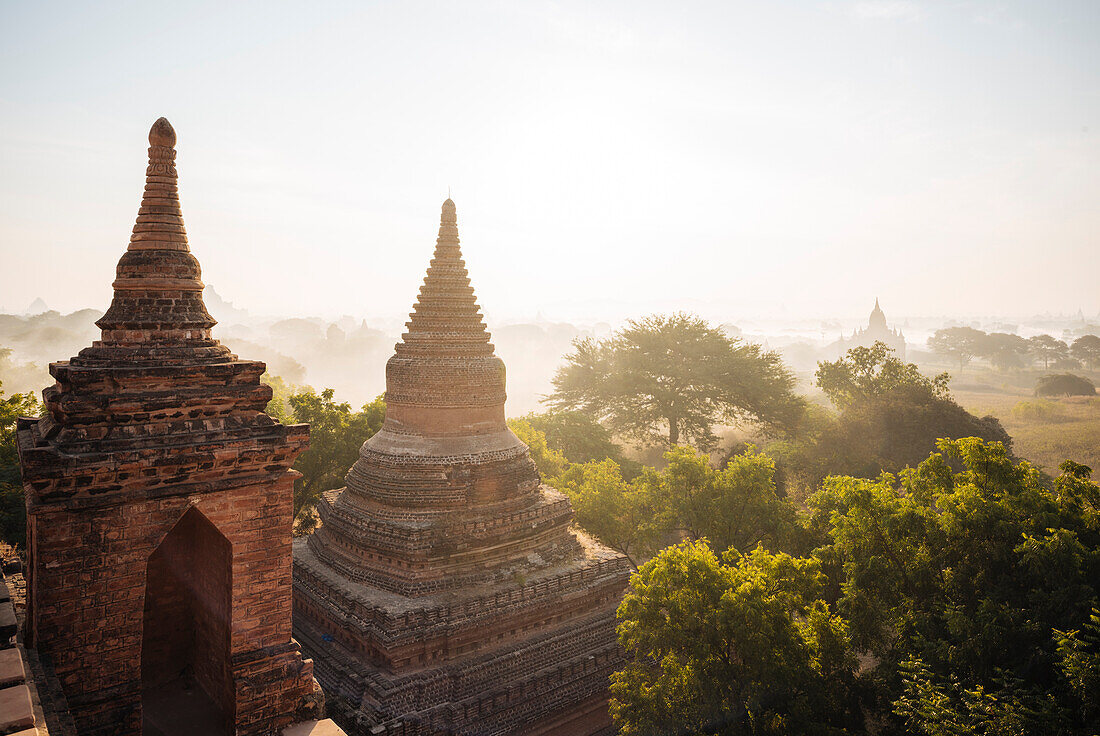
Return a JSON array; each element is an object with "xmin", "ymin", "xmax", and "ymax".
[
  {"xmin": 149, "ymin": 117, "xmax": 176, "ymax": 148},
  {"xmin": 875, "ymin": 297, "xmax": 880, "ymax": 309},
  {"xmin": 96, "ymin": 116, "xmax": 212, "ymax": 344}
]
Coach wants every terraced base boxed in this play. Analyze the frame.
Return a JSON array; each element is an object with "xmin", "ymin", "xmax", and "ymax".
[{"xmin": 293, "ymin": 539, "xmax": 629, "ymax": 735}]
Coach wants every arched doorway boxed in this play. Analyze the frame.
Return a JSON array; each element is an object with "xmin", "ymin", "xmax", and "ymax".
[{"xmin": 141, "ymin": 506, "xmax": 233, "ymax": 736}]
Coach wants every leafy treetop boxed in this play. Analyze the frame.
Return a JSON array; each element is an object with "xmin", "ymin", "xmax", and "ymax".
[
  {"xmin": 547, "ymin": 313, "xmax": 802, "ymax": 451},
  {"xmin": 816, "ymin": 341, "xmax": 949, "ymax": 410}
]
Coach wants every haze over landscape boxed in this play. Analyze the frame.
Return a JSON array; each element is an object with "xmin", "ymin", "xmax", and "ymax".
[
  {"xmin": 2, "ymin": 0, "xmax": 1097, "ymax": 323},
  {"xmin": 4, "ymin": 3, "xmax": 1100, "ymax": 736}
]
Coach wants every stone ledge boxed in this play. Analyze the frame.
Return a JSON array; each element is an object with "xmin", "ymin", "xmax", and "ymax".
[
  {"xmin": 0, "ymin": 648, "xmax": 25, "ymax": 688},
  {"xmin": 0, "ymin": 684, "xmax": 35, "ymax": 734},
  {"xmin": 283, "ymin": 718, "xmax": 348, "ymax": 736}
]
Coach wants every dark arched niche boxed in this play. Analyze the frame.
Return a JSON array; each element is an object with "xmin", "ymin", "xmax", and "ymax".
[{"xmin": 141, "ymin": 506, "xmax": 233, "ymax": 736}]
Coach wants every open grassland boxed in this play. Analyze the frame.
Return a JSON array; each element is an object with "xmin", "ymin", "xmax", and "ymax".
[{"xmin": 954, "ymin": 378, "xmax": 1100, "ymax": 473}]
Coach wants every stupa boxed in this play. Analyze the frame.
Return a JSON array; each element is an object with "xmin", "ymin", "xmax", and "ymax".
[
  {"xmin": 292, "ymin": 200, "xmax": 631, "ymax": 735},
  {"xmin": 16, "ymin": 118, "xmax": 322, "ymax": 735}
]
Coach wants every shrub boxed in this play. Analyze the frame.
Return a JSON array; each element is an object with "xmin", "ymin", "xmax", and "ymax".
[
  {"xmin": 1035, "ymin": 374, "xmax": 1096, "ymax": 398},
  {"xmin": 1011, "ymin": 399, "xmax": 1071, "ymax": 424}
]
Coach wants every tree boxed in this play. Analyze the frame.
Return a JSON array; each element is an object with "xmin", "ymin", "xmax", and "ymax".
[
  {"xmin": 519, "ymin": 410, "xmax": 621, "ymax": 463},
  {"xmin": 1053, "ymin": 608, "xmax": 1100, "ymax": 727},
  {"xmin": 983, "ymin": 333, "xmax": 1032, "ymax": 371},
  {"xmin": 517, "ymin": 410, "xmax": 641, "ymax": 478},
  {"xmin": 1028, "ymin": 334, "xmax": 1070, "ymax": 370},
  {"xmin": 611, "ymin": 541, "xmax": 863, "ymax": 735},
  {"xmin": 781, "ymin": 343, "xmax": 1011, "ymax": 491},
  {"xmin": 640, "ymin": 445, "xmax": 797, "ymax": 556},
  {"xmin": 552, "ymin": 459, "xmax": 657, "ymax": 568},
  {"xmin": 547, "ymin": 313, "xmax": 802, "ymax": 450},
  {"xmin": 1070, "ymin": 335, "xmax": 1100, "ymax": 370},
  {"xmin": 0, "ymin": 380, "xmax": 39, "ymax": 547},
  {"xmin": 807, "ymin": 439, "xmax": 1100, "ymax": 734},
  {"xmin": 284, "ymin": 388, "xmax": 385, "ymax": 532},
  {"xmin": 816, "ymin": 342, "xmax": 949, "ymax": 410},
  {"xmin": 1035, "ymin": 373, "xmax": 1096, "ymax": 397},
  {"xmin": 507, "ymin": 418, "xmax": 569, "ymax": 478},
  {"xmin": 262, "ymin": 372, "xmax": 297, "ymax": 423},
  {"xmin": 892, "ymin": 657, "xmax": 1042, "ymax": 736},
  {"xmin": 928, "ymin": 327, "xmax": 987, "ymax": 369}
]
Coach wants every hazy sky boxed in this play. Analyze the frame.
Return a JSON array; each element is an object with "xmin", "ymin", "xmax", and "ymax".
[{"xmin": 1, "ymin": 0, "xmax": 1097, "ymax": 324}]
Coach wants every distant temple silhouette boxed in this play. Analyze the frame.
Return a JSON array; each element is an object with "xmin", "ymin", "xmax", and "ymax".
[{"xmin": 833, "ymin": 298, "xmax": 907, "ymax": 360}]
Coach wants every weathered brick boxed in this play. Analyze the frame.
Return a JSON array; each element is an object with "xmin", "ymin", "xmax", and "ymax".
[
  {"xmin": 16, "ymin": 118, "xmax": 323, "ymax": 736},
  {"xmin": 293, "ymin": 200, "xmax": 629, "ymax": 735}
]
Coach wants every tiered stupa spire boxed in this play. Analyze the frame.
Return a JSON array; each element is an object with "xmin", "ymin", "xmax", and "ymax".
[
  {"xmin": 385, "ymin": 200, "xmax": 507, "ymax": 433},
  {"xmin": 96, "ymin": 117, "xmax": 217, "ymax": 346},
  {"xmin": 294, "ymin": 199, "xmax": 631, "ymax": 735},
  {"xmin": 399, "ymin": 198, "xmax": 494, "ymax": 356},
  {"xmin": 16, "ymin": 118, "xmax": 321, "ymax": 735}
]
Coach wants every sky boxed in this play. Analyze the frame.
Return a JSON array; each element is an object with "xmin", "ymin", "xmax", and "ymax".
[{"xmin": 0, "ymin": 0, "xmax": 1097, "ymax": 325}]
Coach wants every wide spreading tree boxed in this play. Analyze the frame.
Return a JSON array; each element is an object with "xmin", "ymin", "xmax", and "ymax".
[
  {"xmin": 984, "ymin": 332, "xmax": 1032, "ymax": 371},
  {"xmin": 546, "ymin": 313, "xmax": 802, "ymax": 450},
  {"xmin": 1070, "ymin": 334, "xmax": 1100, "ymax": 370},
  {"xmin": 767, "ymin": 343, "xmax": 1010, "ymax": 497},
  {"xmin": 927, "ymin": 326, "xmax": 987, "ymax": 368},
  {"xmin": 1029, "ymin": 334, "xmax": 1073, "ymax": 370}
]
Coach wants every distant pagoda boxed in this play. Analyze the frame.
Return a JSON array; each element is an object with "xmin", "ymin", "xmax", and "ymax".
[
  {"xmin": 292, "ymin": 199, "xmax": 631, "ymax": 735},
  {"xmin": 17, "ymin": 119, "xmax": 322, "ymax": 735},
  {"xmin": 836, "ymin": 298, "xmax": 907, "ymax": 360}
]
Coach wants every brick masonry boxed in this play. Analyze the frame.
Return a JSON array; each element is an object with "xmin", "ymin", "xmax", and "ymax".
[
  {"xmin": 16, "ymin": 118, "xmax": 323, "ymax": 736},
  {"xmin": 292, "ymin": 200, "xmax": 631, "ymax": 735}
]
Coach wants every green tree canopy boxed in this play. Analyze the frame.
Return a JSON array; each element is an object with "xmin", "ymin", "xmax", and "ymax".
[
  {"xmin": 552, "ymin": 458, "xmax": 657, "ymax": 568},
  {"xmin": 612, "ymin": 438, "xmax": 1100, "ymax": 736},
  {"xmin": 519, "ymin": 409, "xmax": 628, "ymax": 464},
  {"xmin": 270, "ymin": 385, "xmax": 385, "ymax": 533},
  {"xmin": 0, "ymin": 379, "xmax": 40, "ymax": 547},
  {"xmin": 807, "ymin": 438, "xmax": 1100, "ymax": 733},
  {"xmin": 507, "ymin": 417, "xmax": 570, "ymax": 479},
  {"xmin": 611, "ymin": 541, "xmax": 863, "ymax": 735},
  {"xmin": 928, "ymin": 327, "xmax": 988, "ymax": 368},
  {"xmin": 515, "ymin": 409, "xmax": 642, "ymax": 479},
  {"xmin": 640, "ymin": 445, "xmax": 797, "ymax": 556},
  {"xmin": 547, "ymin": 313, "xmax": 802, "ymax": 450},
  {"xmin": 816, "ymin": 342, "xmax": 950, "ymax": 410}
]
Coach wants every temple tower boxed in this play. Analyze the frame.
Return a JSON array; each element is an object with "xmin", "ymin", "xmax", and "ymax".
[
  {"xmin": 292, "ymin": 200, "xmax": 631, "ymax": 735},
  {"xmin": 835, "ymin": 298, "xmax": 907, "ymax": 361},
  {"xmin": 16, "ymin": 119, "xmax": 322, "ymax": 735},
  {"xmin": 868, "ymin": 298, "xmax": 888, "ymax": 332}
]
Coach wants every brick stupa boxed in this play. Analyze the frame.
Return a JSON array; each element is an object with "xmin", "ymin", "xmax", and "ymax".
[
  {"xmin": 292, "ymin": 200, "xmax": 631, "ymax": 735},
  {"xmin": 17, "ymin": 118, "xmax": 322, "ymax": 735}
]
